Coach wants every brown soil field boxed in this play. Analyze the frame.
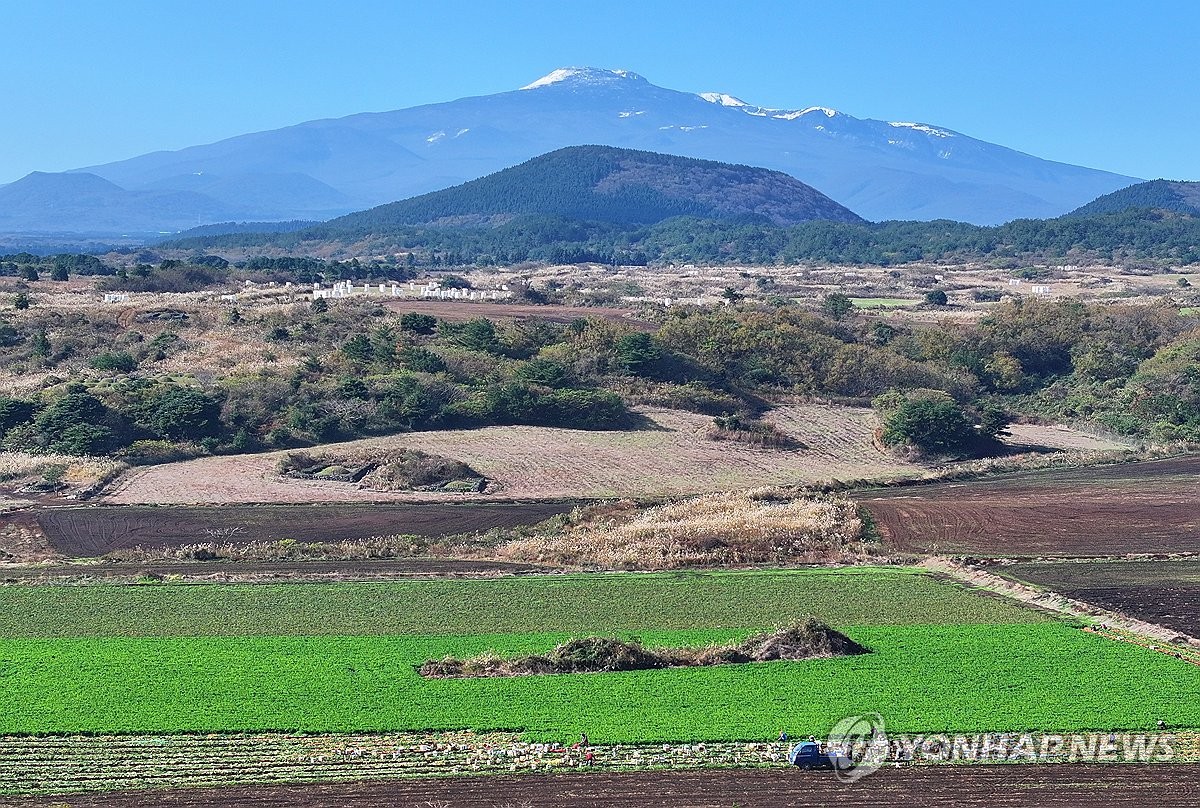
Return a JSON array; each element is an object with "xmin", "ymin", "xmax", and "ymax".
[
  {"xmin": 858, "ymin": 455, "xmax": 1200, "ymax": 557},
  {"xmin": 383, "ymin": 298, "xmax": 657, "ymax": 329},
  {"xmin": 31, "ymin": 502, "xmax": 576, "ymax": 558},
  {"xmin": 102, "ymin": 405, "xmax": 920, "ymax": 505},
  {"xmin": 21, "ymin": 765, "xmax": 1200, "ymax": 808},
  {"xmin": 997, "ymin": 560, "xmax": 1200, "ymax": 637}
]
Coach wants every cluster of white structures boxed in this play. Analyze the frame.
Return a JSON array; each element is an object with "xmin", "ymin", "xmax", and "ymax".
[
  {"xmin": 101, "ymin": 293, "xmax": 129, "ymax": 304},
  {"xmin": 311, "ymin": 280, "xmax": 510, "ymax": 301},
  {"xmin": 1008, "ymin": 278, "xmax": 1053, "ymax": 295}
]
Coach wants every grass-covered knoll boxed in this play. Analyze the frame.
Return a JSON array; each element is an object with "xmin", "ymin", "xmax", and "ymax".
[
  {"xmin": 0, "ymin": 568, "xmax": 1049, "ymax": 639},
  {"xmin": 4, "ymin": 624, "xmax": 1197, "ymax": 738}
]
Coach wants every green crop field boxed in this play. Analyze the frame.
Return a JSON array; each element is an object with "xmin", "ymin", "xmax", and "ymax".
[
  {"xmin": 0, "ymin": 567, "xmax": 1045, "ymax": 637},
  {"xmin": 2, "ymin": 568, "xmax": 1197, "ymax": 742},
  {"xmin": 849, "ymin": 297, "xmax": 918, "ymax": 308}
]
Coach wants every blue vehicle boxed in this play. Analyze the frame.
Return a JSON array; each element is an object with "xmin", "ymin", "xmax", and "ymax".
[{"xmin": 787, "ymin": 741, "xmax": 855, "ymax": 772}]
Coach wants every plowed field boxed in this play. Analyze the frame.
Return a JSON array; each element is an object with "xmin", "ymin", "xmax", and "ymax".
[
  {"xmin": 858, "ymin": 456, "xmax": 1200, "ymax": 557},
  {"xmin": 21, "ymin": 765, "xmax": 1200, "ymax": 808},
  {"xmin": 33, "ymin": 502, "xmax": 575, "ymax": 557},
  {"xmin": 998, "ymin": 560, "xmax": 1200, "ymax": 637}
]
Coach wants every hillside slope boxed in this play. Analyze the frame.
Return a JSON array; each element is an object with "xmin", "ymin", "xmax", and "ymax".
[
  {"xmin": 1070, "ymin": 179, "xmax": 1200, "ymax": 217},
  {"xmin": 322, "ymin": 146, "xmax": 863, "ymax": 231}
]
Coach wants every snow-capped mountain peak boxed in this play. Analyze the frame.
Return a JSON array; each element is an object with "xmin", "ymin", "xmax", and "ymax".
[
  {"xmin": 521, "ymin": 67, "xmax": 645, "ymax": 90},
  {"xmin": 28, "ymin": 66, "xmax": 1136, "ymax": 232}
]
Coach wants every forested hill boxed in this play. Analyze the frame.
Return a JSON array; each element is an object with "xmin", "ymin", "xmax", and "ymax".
[
  {"xmin": 173, "ymin": 206, "xmax": 1200, "ymax": 266},
  {"xmin": 1070, "ymin": 180, "xmax": 1200, "ymax": 217},
  {"xmin": 318, "ymin": 146, "xmax": 864, "ymax": 231}
]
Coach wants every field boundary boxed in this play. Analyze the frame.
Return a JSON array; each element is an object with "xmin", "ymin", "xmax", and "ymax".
[{"xmin": 923, "ymin": 557, "xmax": 1200, "ymax": 649}]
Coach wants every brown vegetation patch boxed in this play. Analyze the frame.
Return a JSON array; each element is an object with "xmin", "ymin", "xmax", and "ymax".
[
  {"xmin": 707, "ymin": 414, "xmax": 804, "ymax": 449},
  {"xmin": 420, "ymin": 618, "xmax": 866, "ymax": 679},
  {"xmin": 487, "ymin": 489, "xmax": 869, "ymax": 569}
]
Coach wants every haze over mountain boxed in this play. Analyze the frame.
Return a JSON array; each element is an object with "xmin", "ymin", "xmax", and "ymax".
[
  {"xmin": 1070, "ymin": 179, "xmax": 1200, "ymax": 217},
  {"xmin": 2, "ymin": 67, "xmax": 1139, "ymax": 235},
  {"xmin": 323, "ymin": 145, "xmax": 862, "ymax": 232}
]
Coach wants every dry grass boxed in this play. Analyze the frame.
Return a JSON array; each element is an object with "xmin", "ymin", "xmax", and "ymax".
[
  {"xmin": 99, "ymin": 488, "xmax": 870, "ymax": 571},
  {"xmin": 104, "ymin": 535, "xmax": 435, "ymax": 564},
  {"xmin": 0, "ymin": 452, "xmax": 126, "ymax": 494},
  {"xmin": 489, "ymin": 489, "xmax": 868, "ymax": 569}
]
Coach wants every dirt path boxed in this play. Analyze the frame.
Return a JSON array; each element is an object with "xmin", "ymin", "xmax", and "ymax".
[{"xmin": 20, "ymin": 765, "xmax": 1200, "ymax": 808}]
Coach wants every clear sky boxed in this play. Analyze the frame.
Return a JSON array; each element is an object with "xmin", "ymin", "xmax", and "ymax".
[{"xmin": 2, "ymin": 0, "xmax": 1197, "ymax": 185}]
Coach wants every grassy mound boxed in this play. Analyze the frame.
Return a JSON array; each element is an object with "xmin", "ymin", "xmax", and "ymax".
[{"xmin": 418, "ymin": 617, "xmax": 867, "ymax": 678}]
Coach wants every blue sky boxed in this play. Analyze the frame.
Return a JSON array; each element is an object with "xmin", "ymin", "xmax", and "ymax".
[{"xmin": 2, "ymin": 0, "xmax": 1197, "ymax": 185}]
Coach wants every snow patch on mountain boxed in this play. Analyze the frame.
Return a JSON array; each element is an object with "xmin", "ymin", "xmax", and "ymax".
[
  {"xmin": 521, "ymin": 67, "xmax": 643, "ymax": 90},
  {"xmin": 889, "ymin": 122, "xmax": 955, "ymax": 138},
  {"xmin": 699, "ymin": 92, "xmax": 750, "ymax": 107}
]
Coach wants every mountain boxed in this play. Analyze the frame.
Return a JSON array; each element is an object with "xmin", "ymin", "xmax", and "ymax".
[
  {"xmin": 6, "ymin": 67, "xmax": 1140, "ymax": 235},
  {"xmin": 1070, "ymin": 179, "xmax": 1200, "ymax": 217},
  {"xmin": 0, "ymin": 172, "xmax": 230, "ymax": 234},
  {"xmin": 322, "ymin": 145, "xmax": 862, "ymax": 232}
]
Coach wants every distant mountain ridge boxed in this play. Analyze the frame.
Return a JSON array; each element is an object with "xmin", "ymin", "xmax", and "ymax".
[
  {"xmin": 0, "ymin": 66, "xmax": 1143, "ymax": 236},
  {"xmin": 0, "ymin": 171, "xmax": 227, "ymax": 234},
  {"xmin": 1070, "ymin": 179, "xmax": 1200, "ymax": 217},
  {"xmin": 324, "ymin": 145, "xmax": 862, "ymax": 232}
]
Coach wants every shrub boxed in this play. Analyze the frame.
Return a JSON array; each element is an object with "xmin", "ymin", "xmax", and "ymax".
[
  {"xmin": 822, "ymin": 292, "xmax": 853, "ymax": 320},
  {"xmin": 399, "ymin": 313, "xmax": 438, "ymax": 334},
  {"xmin": 89, "ymin": 352, "xmax": 137, "ymax": 372}
]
